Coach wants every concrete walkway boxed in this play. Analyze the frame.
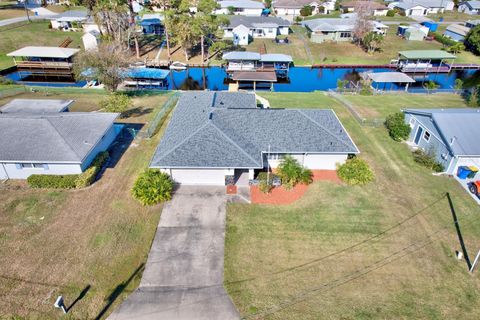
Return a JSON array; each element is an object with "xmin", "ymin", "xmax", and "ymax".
[{"xmin": 108, "ymin": 186, "xmax": 240, "ymax": 320}]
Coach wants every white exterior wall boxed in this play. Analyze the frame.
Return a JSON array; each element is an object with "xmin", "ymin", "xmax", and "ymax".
[
  {"xmin": 0, "ymin": 163, "xmax": 82, "ymax": 180},
  {"xmin": 82, "ymin": 33, "xmax": 99, "ymax": 51},
  {"xmin": 83, "ymin": 23, "xmax": 101, "ymax": 33},
  {"xmin": 215, "ymin": 8, "xmax": 263, "ymax": 15},
  {"xmin": 51, "ymin": 20, "xmax": 62, "ymax": 29},
  {"xmin": 450, "ymin": 157, "xmax": 480, "ymax": 175},
  {"xmin": 0, "ymin": 164, "xmax": 8, "ymax": 180},
  {"xmin": 80, "ymin": 125, "xmax": 118, "ymax": 171},
  {"xmin": 267, "ymin": 153, "xmax": 348, "ymax": 170},
  {"xmin": 275, "ymin": 8, "xmax": 301, "ymax": 15},
  {"xmin": 161, "ymin": 168, "xmax": 228, "ymax": 185},
  {"xmin": 459, "ymin": 4, "xmax": 479, "ymax": 14},
  {"xmin": 373, "ymin": 9, "xmax": 389, "ymax": 16},
  {"xmin": 279, "ymin": 26, "xmax": 289, "ymax": 35}
]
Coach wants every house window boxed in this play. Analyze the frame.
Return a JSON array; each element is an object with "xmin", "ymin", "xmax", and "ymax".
[
  {"xmin": 268, "ymin": 153, "xmax": 284, "ymax": 160},
  {"xmin": 21, "ymin": 163, "xmax": 33, "ymax": 168},
  {"xmin": 423, "ymin": 131, "xmax": 431, "ymax": 142},
  {"xmin": 268, "ymin": 28, "xmax": 274, "ymax": 33},
  {"xmin": 19, "ymin": 163, "xmax": 45, "ymax": 169},
  {"xmin": 340, "ymin": 32, "xmax": 351, "ymax": 38},
  {"xmin": 409, "ymin": 117, "xmax": 415, "ymax": 127}
]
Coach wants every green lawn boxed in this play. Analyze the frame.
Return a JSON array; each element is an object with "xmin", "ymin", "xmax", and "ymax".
[
  {"xmin": 244, "ymin": 26, "xmax": 480, "ymax": 66},
  {"xmin": 0, "ymin": 89, "xmax": 172, "ymax": 319},
  {"xmin": 225, "ymin": 92, "xmax": 480, "ymax": 320},
  {"xmin": 0, "ymin": 20, "xmax": 83, "ymax": 70}
]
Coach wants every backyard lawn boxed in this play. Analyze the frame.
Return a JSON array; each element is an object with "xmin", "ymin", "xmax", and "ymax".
[
  {"xmin": 225, "ymin": 92, "xmax": 480, "ymax": 319},
  {"xmin": 0, "ymin": 20, "xmax": 83, "ymax": 70},
  {"xmin": 0, "ymin": 89, "xmax": 172, "ymax": 319}
]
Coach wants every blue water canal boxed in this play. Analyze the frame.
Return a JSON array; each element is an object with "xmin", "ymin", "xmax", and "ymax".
[{"xmin": 5, "ymin": 66, "xmax": 479, "ymax": 92}]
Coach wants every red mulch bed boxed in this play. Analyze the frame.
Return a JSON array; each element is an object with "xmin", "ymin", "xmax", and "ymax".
[
  {"xmin": 226, "ymin": 185, "xmax": 237, "ymax": 194},
  {"xmin": 251, "ymin": 170, "xmax": 340, "ymax": 205}
]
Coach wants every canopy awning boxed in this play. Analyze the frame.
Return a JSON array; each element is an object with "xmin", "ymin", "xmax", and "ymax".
[
  {"xmin": 398, "ymin": 50, "xmax": 456, "ymax": 60},
  {"xmin": 232, "ymin": 71, "xmax": 277, "ymax": 82},
  {"xmin": 260, "ymin": 53, "xmax": 293, "ymax": 63},
  {"xmin": 367, "ymin": 72, "xmax": 415, "ymax": 83}
]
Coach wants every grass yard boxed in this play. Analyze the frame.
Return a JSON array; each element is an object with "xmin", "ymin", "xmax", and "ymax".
[
  {"xmin": 0, "ymin": 20, "xmax": 83, "ymax": 70},
  {"xmin": 0, "ymin": 7, "xmax": 25, "ymax": 20},
  {"xmin": 427, "ymin": 11, "xmax": 475, "ymax": 22},
  {"xmin": 0, "ymin": 89, "xmax": 172, "ymax": 319},
  {"xmin": 225, "ymin": 92, "xmax": 480, "ymax": 319}
]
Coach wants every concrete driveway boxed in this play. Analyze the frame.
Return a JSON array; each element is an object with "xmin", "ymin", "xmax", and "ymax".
[{"xmin": 108, "ymin": 186, "xmax": 240, "ymax": 320}]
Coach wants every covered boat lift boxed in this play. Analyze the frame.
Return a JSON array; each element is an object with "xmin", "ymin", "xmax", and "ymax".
[
  {"xmin": 223, "ymin": 51, "xmax": 292, "ymax": 75},
  {"xmin": 396, "ymin": 50, "xmax": 456, "ymax": 74},
  {"xmin": 123, "ymin": 68, "xmax": 170, "ymax": 89},
  {"xmin": 231, "ymin": 71, "xmax": 277, "ymax": 91},
  {"xmin": 367, "ymin": 72, "xmax": 415, "ymax": 92}
]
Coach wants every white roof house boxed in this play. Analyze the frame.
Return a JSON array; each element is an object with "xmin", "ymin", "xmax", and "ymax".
[
  {"xmin": 0, "ymin": 112, "xmax": 120, "ymax": 180},
  {"xmin": 215, "ymin": 0, "xmax": 265, "ymax": 15},
  {"xmin": 7, "ymin": 46, "xmax": 80, "ymax": 59}
]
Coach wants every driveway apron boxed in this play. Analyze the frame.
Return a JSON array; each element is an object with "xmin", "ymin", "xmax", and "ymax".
[{"xmin": 108, "ymin": 186, "xmax": 240, "ymax": 320}]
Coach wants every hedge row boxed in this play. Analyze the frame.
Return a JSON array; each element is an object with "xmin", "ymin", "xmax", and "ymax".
[
  {"xmin": 431, "ymin": 32, "xmax": 457, "ymax": 47},
  {"xmin": 27, "ymin": 151, "xmax": 109, "ymax": 189}
]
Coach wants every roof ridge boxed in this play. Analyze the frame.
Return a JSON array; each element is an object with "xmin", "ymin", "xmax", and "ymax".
[
  {"xmin": 296, "ymin": 109, "xmax": 354, "ymax": 151},
  {"xmin": 210, "ymin": 121, "xmax": 262, "ymax": 166},
  {"xmin": 44, "ymin": 117, "xmax": 83, "ymax": 161}
]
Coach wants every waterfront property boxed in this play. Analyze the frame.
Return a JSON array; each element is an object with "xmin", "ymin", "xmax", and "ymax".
[
  {"xmin": 140, "ymin": 13, "xmax": 163, "ymax": 35},
  {"xmin": 123, "ymin": 67, "xmax": 170, "ymax": 89},
  {"xmin": 459, "ymin": 1, "xmax": 480, "ymax": 14},
  {"xmin": 0, "ymin": 112, "xmax": 119, "ymax": 180},
  {"xmin": 393, "ymin": 0, "xmax": 454, "ymax": 16},
  {"xmin": 150, "ymin": 91, "xmax": 358, "ymax": 185},
  {"xmin": 444, "ymin": 24, "xmax": 471, "ymax": 42},
  {"xmin": 403, "ymin": 108, "xmax": 480, "ymax": 175},
  {"xmin": 272, "ymin": 0, "xmax": 333, "ymax": 16},
  {"xmin": 367, "ymin": 72, "xmax": 415, "ymax": 91},
  {"xmin": 302, "ymin": 18, "xmax": 388, "ymax": 43},
  {"xmin": 215, "ymin": 0, "xmax": 265, "ymax": 15},
  {"xmin": 7, "ymin": 46, "xmax": 80, "ymax": 81},
  {"xmin": 223, "ymin": 15, "xmax": 290, "ymax": 45}
]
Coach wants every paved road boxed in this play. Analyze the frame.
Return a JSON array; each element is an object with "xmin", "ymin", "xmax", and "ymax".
[{"xmin": 108, "ymin": 186, "xmax": 240, "ymax": 320}]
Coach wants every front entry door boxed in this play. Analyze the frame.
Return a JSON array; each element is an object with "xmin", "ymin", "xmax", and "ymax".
[{"xmin": 414, "ymin": 126, "xmax": 423, "ymax": 145}]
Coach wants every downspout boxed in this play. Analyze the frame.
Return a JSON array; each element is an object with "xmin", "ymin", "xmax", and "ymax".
[{"xmin": 1, "ymin": 163, "xmax": 10, "ymax": 181}]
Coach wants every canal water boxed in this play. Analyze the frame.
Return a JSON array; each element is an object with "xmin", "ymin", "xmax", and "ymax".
[{"xmin": 4, "ymin": 66, "xmax": 479, "ymax": 92}]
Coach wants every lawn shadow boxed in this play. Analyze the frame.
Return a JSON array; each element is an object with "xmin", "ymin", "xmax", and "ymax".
[
  {"xmin": 95, "ymin": 264, "xmax": 145, "ymax": 320},
  {"xmin": 122, "ymin": 107, "xmax": 154, "ymax": 118},
  {"xmin": 66, "ymin": 285, "xmax": 91, "ymax": 312},
  {"xmin": 446, "ymin": 192, "xmax": 472, "ymax": 270},
  {"xmin": 104, "ymin": 124, "xmax": 144, "ymax": 170}
]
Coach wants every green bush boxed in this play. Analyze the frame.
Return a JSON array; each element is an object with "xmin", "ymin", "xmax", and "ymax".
[
  {"xmin": 277, "ymin": 155, "xmax": 313, "ymax": 190},
  {"xmin": 386, "ymin": 9, "xmax": 395, "ymax": 17},
  {"xmin": 385, "ymin": 112, "xmax": 411, "ymax": 141},
  {"xmin": 132, "ymin": 169, "xmax": 174, "ymax": 205},
  {"xmin": 337, "ymin": 157, "xmax": 374, "ymax": 185},
  {"xmin": 75, "ymin": 151, "xmax": 109, "ymax": 188},
  {"xmin": 431, "ymin": 32, "xmax": 456, "ymax": 47},
  {"xmin": 300, "ymin": 5, "xmax": 313, "ymax": 16},
  {"xmin": 27, "ymin": 174, "xmax": 78, "ymax": 189},
  {"xmin": 259, "ymin": 180, "xmax": 274, "ymax": 193},
  {"xmin": 412, "ymin": 149, "xmax": 444, "ymax": 172},
  {"xmin": 99, "ymin": 93, "xmax": 132, "ymax": 115},
  {"xmin": 424, "ymin": 80, "xmax": 439, "ymax": 90}
]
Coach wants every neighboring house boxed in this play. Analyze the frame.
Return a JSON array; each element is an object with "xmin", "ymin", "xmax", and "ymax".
[
  {"xmin": 403, "ymin": 108, "xmax": 480, "ymax": 175},
  {"xmin": 0, "ymin": 112, "xmax": 119, "ymax": 180},
  {"xmin": 340, "ymin": 1, "xmax": 389, "ymax": 16},
  {"xmin": 82, "ymin": 30, "xmax": 101, "ymax": 51},
  {"xmin": 150, "ymin": 91, "xmax": 359, "ymax": 185},
  {"xmin": 272, "ymin": 0, "xmax": 325, "ymax": 16},
  {"xmin": 466, "ymin": 19, "xmax": 480, "ymax": 28},
  {"xmin": 223, "ymin": 16, "xmax": 291, "ymax": 45},
  {"xmin": 215, "ymin": 0, "xmax": 265, "ymax": 15},
  {"xmin": 302, "ymin": 18, "xmax": 388, "ymax": 43},
  {"xmin": 0, "ymin": 99, "xmax": 73, "ymax": 113},
  {"xmin": 393, "ymin": 0, "xmax": 454, "ymax": 16},
  {"xmin": 140, "ymin": 13, "xmax": 164, "ymax": 35},
  {"xmin": 50, "ymin": 10, "xmax": 88, "ymax": 31},
  {"xmin": 444, "ymin": 24, "xmax": 471, "ymax": 42},
  {"xmin": 459, "ymin": 1, "xmax": 480, "ymax": 14}
]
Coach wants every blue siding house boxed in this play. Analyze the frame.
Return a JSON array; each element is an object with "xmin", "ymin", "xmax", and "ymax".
[
  {"xmin": 443, "ymin": 24, "xmax": 470, "ymax": 42},
  {"xmin": 403, "ymin": 108, "xmax": 480, "ymax": 174}
]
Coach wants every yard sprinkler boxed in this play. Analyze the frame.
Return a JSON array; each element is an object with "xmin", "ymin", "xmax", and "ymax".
[{"xmin": 54, "ymin": 296, "xmax": 67, "ymax": 314}]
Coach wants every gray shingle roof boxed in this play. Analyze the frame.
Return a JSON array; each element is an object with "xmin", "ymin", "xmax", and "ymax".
[
  {"xmin": 151, "ymin": 92, "xmax": 359, "ymax": 168},
  {"xmin": 218, "ymin": 0, "xmax": 265, "ymax": 9},
  {"xmin": 227, "ymin": 15, "xmax": 291, "ymax": 29},
  {"xmin": 0, "ymin": 112, "xmax": 118, "ymax": 163},
  {"xmin": 404, "ymin": 108, "xmax": 480, "ymax": 156},
  {"xmin": 0, "ymin": 99, "xmax": 74, "ymax": 113}
]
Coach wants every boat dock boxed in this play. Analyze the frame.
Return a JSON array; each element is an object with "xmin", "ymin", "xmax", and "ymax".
[{"xmin": 312, "ymin": 64, "xmax": 396, "ymax": 69}]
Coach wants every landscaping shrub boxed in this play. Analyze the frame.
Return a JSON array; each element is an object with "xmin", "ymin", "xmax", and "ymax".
[
  {"xmin": 424, "ymin": 80, "xmax": 439, "ymax": 90},
  {"xmin": 337, "ymin": 157, "xmax": 374, "ymax": 185},
  {"xmin": 300, "ymin": 5, "xmax": 313, "ymax": 16},
  {"xmin": 386, "ymin": 9, "xmax": 395, "ymax": 17},
  {"xmin": 99, "ymin": 93, "xmax": 132, "ymax": 115},
  {"xmin": 276, "ymin": 155, "xmax": 313, "ymax": 190},
  {"xmin": 431, "ymin": 32, "xmax": 456, "ymax": 47},
  {"xmin": 75, "ymin": 151, "xmax": 109, "ymax": 188},
  {"xmin": 132, "ymin": 169, "xmax": 174, "ymax": 205},
  {"xmin": 27, "ymin": 174, "xmax": 78, "ymax": 189},
  {"xmin": 412, "ymin": 149, "xmax": 444, "ymax": 172},
  {"xmin": 385, "ymin": 112, "xmax": 411, "ymax": 141},
  {"xmin": 259, "ymin": 180, "xmax": 274, "ymax": 193}
]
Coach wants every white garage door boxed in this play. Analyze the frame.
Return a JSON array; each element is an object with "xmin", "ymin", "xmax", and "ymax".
[
  {"xmin": 169, "ymin": 169, "xmax": 226, "ymax": 185},
  {"xmin": 410, "ymin": 8, "xmax": 425, "ymax": 16}
]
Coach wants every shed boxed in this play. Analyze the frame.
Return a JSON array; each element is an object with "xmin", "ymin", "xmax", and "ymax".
[
  {"xmin": 233, "ymin": 25, "xmax": 251, "ymax": 45},
  {"xmin": 421, "ymin": 21, "xmax": 438, "ymax": 32},
  {"xmin": 82, "ymin": 31, "xmax": 101, "ymax": 51},
  {"xmin": 405, "ymin": 27, "xmax": 426, "ymax": 41},
  {"xmin": 444, "ymin": 24, "xmax": 470, "ymax": 42}
]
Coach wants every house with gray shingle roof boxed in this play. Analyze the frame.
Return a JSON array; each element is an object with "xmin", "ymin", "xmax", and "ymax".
[
  {"xmin": 0, "ymin": 99, "xmax": 73, "ymax": 114},
  {"xmin": 150, "ymin": 91, "xmax": 359, "ymax": 185},
  {"xmin": 224, "ymin": 16, "xmax": 291, "ymax": 45},
  {"xmin": 403, "ymin": 108, "xmax": 480, "ymax": 174},
  {"xmin": 215, "ymin": 0, "xmax": 265, "ymax": 16},
  {"xmin": 0, "ymin": 112, "xmax": 119, "ymax": 180},
  {"xmin": 459, "ymin": 1, "xmax": 480, "ymax": 15}
]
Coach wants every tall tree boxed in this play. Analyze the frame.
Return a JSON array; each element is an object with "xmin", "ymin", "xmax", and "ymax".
[
  {"xmin": 353, "ymin": 1, "xmax": 374, "ymax": 45},
  {"xmin": 194, "ymin": 0, "xmax": 225, "ymax": 63},
  {"xmin": 466, "ymin": 25, "xmax": 480, "ymax": 54},
  {"xmin": 127, "ymin": 0, "xmax": 140, "ymax": 58}
]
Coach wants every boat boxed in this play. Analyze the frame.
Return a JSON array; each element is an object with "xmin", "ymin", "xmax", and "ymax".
[{"xmin": 169, "ymin": 61, "xmax": 187, "ymax": 71}]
